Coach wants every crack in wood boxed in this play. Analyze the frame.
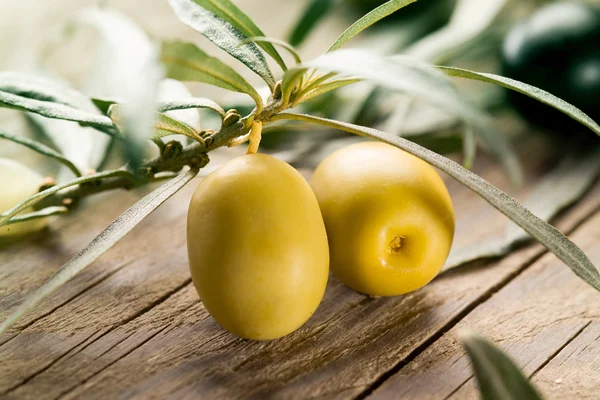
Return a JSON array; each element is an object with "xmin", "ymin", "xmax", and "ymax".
[
  {"xmin": 353, "ymin": 207, "xmax": 600, "ymax": 400},
  {"xmin": 3, "ymin": 278, "xmax": 194, "ymax": 397},
  {"xmin": 529, "ymin": 320, "xmax": 592, "ymax": 379}
]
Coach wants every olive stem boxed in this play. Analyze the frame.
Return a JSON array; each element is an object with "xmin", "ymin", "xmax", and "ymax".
[{"xmin": 246, "ymin": 121, "xmax": 263, "ymax": 154}]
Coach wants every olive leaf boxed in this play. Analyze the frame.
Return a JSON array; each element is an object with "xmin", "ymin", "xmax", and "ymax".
[
  {"xmin": 0, "ymin": 170, "xmax": 135, "ymax": 228},
  {"xmin": 0, "ymin": 168, "xmax": 199, "ymax": 335},
  {"xmin": 460, "ymin": 330, "xmax": 544, "ymax": 400},
  {"xmin": 6, "ymin": 206, "xmax": 69, "ymax": 225},
  {"xmin": 162, "ymin": 40, "xmax": 264, "ymax": 113},
  {"xmin": 298, "ymin": 77, "xmax": 361, "ymax": 103},
  {"xmin": 444, "ymin": 145, "xmax": 600, "ymax": 271},
  {"xmin": 168, "ymin": 0, "xmax": 275, "ymax": 89},
  {"xmin": 271, "ymin": 112, "xmax": 600, "ymax": 292},
  {"xmin": 241, "ymin": 37, "xmax": 302, "ymax": 65},
  {"xmin": 286, "ymin": 49, "xmax": 522, "ymax": 185},
  {"xmin": 328, "ymin": 0, "xmax": 417, "ymax": 52},
  {"xmin": 438, "ymin": 66, "xmax": 600, "ymax": 137},
  {"xmin": 156, "ymin": 98, "xmax": 225, "ymax": 119},
  {"xmin": 0, "ymin": 89, "xmax": 117, "ymax": 137},
  {"xmin": 108, "ymin": 104, "xmax": 203, "ymax": 143},
  {"xmin": 189, "ymin": 0, "xmax": 287, "ymax": 70},
  {"xmin": 288, "ymin": 0, "xmax": 339, "ymax": 47},
  {"xmin": 403, "ymin": 0, "xmax": 508, "ymax": 63},
  {"xmin": 0, "ymin": 131, "xmax": 81, "ymax": 177},
  {"xmin": 6, "ymin": 71, "xmax": 114, "ymax": 182}
]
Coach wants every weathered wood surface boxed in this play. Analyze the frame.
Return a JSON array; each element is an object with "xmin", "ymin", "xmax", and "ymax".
[{"xmin": 1, "ymin": 135, "xmax": 599, "ymax": 399}]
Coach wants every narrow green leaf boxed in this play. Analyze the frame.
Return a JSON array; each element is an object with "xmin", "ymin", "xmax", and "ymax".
[
  {"xmin": 162, "ymin": 40, "xmax": 263, "ymax": 113},
  {"xmin": 0, "ymin": 168, "xmax": 198, "ymax": 335},
  {"xmin": 0, "ymin": 89, "xmax": 117, "ymax": 137},
  {"xmin": 2, "ymin": 70, "xmax": 112, "ymax": 181},
  {"xmin": 190, "ymin": 0, "xmax": 287, "ymax": 70},
  {"xmin": 287, "ymin": 50, "xmax": 522, "ymax": 185},
  {"xmin": 288, "ymin": 0, "xmax": 338, "ymax": 47},
  {"xmin": 91, "ymin": 97, "xmax": 119, "ymax": 114},
  {"xmin": 156, "ymin": 98, "xmax": 226, "ymax": 119},
  {"xmin": 298, "ymin": 77, "xmax": 361, "ymax": 103},
  {"xmin": 241, "ymin": 37, "xmax": 302, "ymax": 65},
  {"xmin": 444, "ymin": 145, "xmax": 600, "ymax": 271},
  {"xmin": 460, "ymin": 331, "xmax": 544, "ymax": 400},
  {"xmin": 439, "ymin": 66, "xmax": 600, "ymax": 137},
  {"xmin": 168, "ymin": 0, "xmax": 275, "ymax": 88},
  {"xmin": 327, "ymin": 0, "xmax": 417, "ymax": 52},
  {"xmin": 0, "ymin": 131, "xmax": 81, "ymax": 177},
  {"xmin": 109, "ymin": 104, "xmax": 202, "ymax": 143},
  {"xmin": 0, "ymin": 170, "xmax": 135, "ymax": 228},
  {"xmin": 6, "ymin": 206, "xmax": 69, "ymax": 225},
  {"xmin": 271, "ymin": 113, "xmax": 600, "ymax": 292}
]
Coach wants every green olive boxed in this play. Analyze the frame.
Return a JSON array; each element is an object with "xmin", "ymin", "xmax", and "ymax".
[
  {"xmin": 0, "ymin": 158, "xmax": 47, "ymax": 237},
  {"xmin": 187, "ymin": 154, "xmax": 329, "ymax": 340},
  {"xmin": 501, "ymin": 2, "xmax": 600, "ymax": 133},
  {"xmin": 310, "ymin": 142, "xmax": 455, "ymax": 297}
]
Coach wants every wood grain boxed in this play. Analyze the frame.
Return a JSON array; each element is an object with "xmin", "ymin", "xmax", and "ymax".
[
  {"xmin": 0, "ymin": 136, "xmax": 597, "ymax": 399},
  {"xmin": 369, "ymin": 210, "xmax": 600, "ymax": 400}
]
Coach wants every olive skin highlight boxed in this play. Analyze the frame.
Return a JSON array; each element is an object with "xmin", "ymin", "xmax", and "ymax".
[
  {"xmin": 501, "ymin": 2, "xmax": 600, "ymax": 132},
  {"xmin": 187, "ymin": 154, "xmax": 329, "ymax": 340},
  {"xmin": 0, "ymin": 158, "xmax": 48, "ymax": 237},
  {"xmin": 310, "ymin": 142, "xmax": 455, "ymax": 297}
]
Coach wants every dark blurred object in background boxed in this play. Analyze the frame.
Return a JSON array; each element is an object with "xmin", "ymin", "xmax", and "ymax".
[
  {"xmin": 501, "ymin": 2, "xmax": 600, "ymax": 137},
  {"xmin": 349, "ymin": 0, "xmax": 456, "ymax": 34}
]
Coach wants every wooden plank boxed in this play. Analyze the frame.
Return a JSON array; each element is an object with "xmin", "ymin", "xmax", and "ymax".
[
  {"xmin": 4, "ymin": 177, "xmax": 595, "ymax": 398},
  {"xmin": 0, "ymin": 135, "xmax": 594, "ymax": 399},
  {"xmin": 368, "ymin": 210, "xmax": 600, "ymax": 400},
  {"xmin": 532, "ymin": 321, "xmax": 600, "ymax": 399}
]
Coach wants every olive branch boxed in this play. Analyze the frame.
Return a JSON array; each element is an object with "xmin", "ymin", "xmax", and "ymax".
[{"xmin": 0, "ymin": 0, "xmax": 599, "ymax": 397}]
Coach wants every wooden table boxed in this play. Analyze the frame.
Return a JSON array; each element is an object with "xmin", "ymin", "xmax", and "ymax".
[{"xmin": 1, "ymin": 134, "xmax": 599, "ymax": 399}]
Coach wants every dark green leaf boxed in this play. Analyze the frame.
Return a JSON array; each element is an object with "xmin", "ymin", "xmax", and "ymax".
[
  {"xmin": 190, "ymin": 0, "xmax": 287, "ymax": 70},
  {"xmin": 168, "ymin": 0, "xmax": 275, "ymax": 88},
  {"xmin": 289, "ymin": 0, "xmax": 338, "ymax": 47},
  {"xmin": 439, "ymin": 66, "xmax": 600, "ymax": 137},
  {"xmin": 460, "ymin": 331, "xmax": 544, "ymax": 400},
  {"xmin": 271, "ymin": 112, "xmax": 600, "ymax": 292},
  {"xmin": 91, "ymin": 97, "xmax": 119, "ymax": 114},
  {"xmin": 328, "ymin": 0, "xmax": 417, "ymax": 52},
  {"xmin": 0, "ymin": 131, "xmax": 81, "ymax": 177},
  {"xmin": 162, "ymin": 40, "xmax": 264, "ymax": 113},
  {"xmin": 0, "ymin": 168, "xmax": 198, "ymax": 335}
]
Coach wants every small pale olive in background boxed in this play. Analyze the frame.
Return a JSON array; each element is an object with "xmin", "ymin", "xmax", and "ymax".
[
  {"xmin": 501, "ymin": 2, "xmax": 600, "ymax": 134},
  {"xmin": 0, "ymin": 158, "xmax": 48, "ymax": 237},
  {"xmin": 187, "ymin": 154, "xmax": 329, "ymax": 340},
  {"xmin": 310, "ymin": 142, "xmax": 455, "ymax": 297}
]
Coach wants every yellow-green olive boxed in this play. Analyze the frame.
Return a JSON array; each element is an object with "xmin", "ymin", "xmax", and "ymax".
[
  {"xmin": 187, "ymin": 154, "xmax": 329, "ymax": 340},
  {"xmin": 0, "ymin": 158, "xmax": 47, "ymax": 237},
  {"xmin": 310, "ymin": 142, "xmax": 455, "ymax": 297}
]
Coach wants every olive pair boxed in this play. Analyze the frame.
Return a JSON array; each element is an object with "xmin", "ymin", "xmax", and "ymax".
[{"xmin": 187, "ymin": 142, "xmax": 455, "ymax": 340}]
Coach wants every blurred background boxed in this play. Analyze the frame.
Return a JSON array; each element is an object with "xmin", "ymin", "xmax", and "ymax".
[{"xmin": 1, "ymin": 0, "xmax": 599, "ymax": 180}]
